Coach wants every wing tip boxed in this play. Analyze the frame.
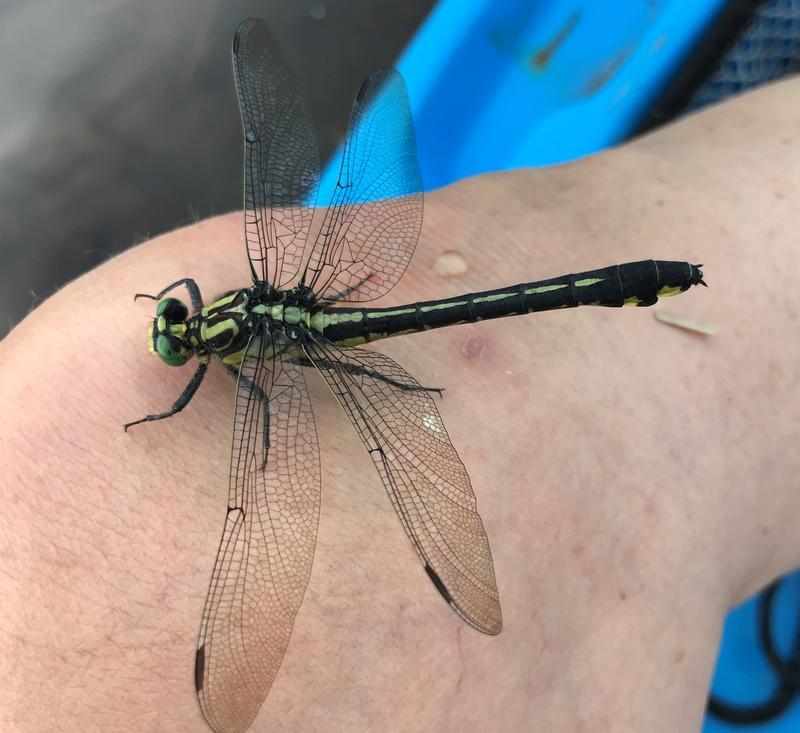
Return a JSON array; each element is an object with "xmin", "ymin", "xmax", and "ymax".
[
  {"xmin": 355, "ymin": 67, "xmax": 405, "ymax": 104},
  {"xmin": 233, "ymin": 18, "xmax": 265, "ymax": 56},
  {"xmin": 425, "ymin": 562, "xmax": 504, "ymax": 635},
  {"xmin": 484, "ymin": 616, "xmax": 503, "ymax": 635},
  {"xmin": 463, "ymin": 601, "xmax": 503, "ymax": 636}
]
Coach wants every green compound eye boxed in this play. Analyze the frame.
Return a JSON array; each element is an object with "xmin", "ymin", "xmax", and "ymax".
[
  {"xmin": 157, "ymin": 298, "xmax": 188, "ymax": 322},
  {"xmin": 155, "ymin": 334, "xmax": 189, "ymax": 366}
]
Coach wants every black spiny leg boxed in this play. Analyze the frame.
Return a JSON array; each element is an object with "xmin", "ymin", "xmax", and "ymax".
[
  {"xmin": 124, "ymin": 359, "xmax": 209, "ymax": 431},
  {"xmin": 224, "ymin": 365, "xmax": 271, "ymax": 467},
  {"xmin": 134, "ymin": 278, "xmax": 204, "ymax": 312},
  {"xmin": 294, "ymin": 354, "xmax": 443, "ymax": 397}
]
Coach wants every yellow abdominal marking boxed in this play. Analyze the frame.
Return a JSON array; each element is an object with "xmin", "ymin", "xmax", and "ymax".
[
  {"xmin": 310, "ymin": 310, "xmax": 326, "ymax": 333},
  {"xmin": 523, "ymin": 283, "xmax": 569, "ymax": 295},
  {"xmin": 573, "ymin": 277, "xmax": 604, "ymax": 287},
  {"xmin": 420, "ymin": 300, "xmax": 468, "ymax": 312},
  {"xmin": 472, "ymin": 292, "xmax": 514, "ymax": 304},
  {"xmin": 657, "ymin": 285, "xmax": 682, "ymax": 298},
  {"xmin": 324, "ymin": 311, "xmax": 365, "ymax": 326},
  {"xmin": 367, "ymin": 308, "xmax": 414, "ymax": 318}
]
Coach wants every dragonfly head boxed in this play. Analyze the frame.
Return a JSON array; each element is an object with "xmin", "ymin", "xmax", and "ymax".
[{"xmin": 149, "ymin": 297, "xmax": 192, "ymax": 367}]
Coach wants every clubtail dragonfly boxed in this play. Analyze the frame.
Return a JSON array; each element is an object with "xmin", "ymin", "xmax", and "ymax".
[{"xmin": 126, "ymin": 18, "xmax": 706, "ymax": 733}]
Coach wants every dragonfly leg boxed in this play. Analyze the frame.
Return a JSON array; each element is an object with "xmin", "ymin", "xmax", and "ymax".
[
  {"xmin": 224, "ymin": 365, "xmax": 271, "ymax": 467},
  {"xmin": 134, "ymin": 278, "xmax": 204, "ymax": 312},
  {"xmin": 297, "ymin": 355, "xmax": 443, "ymax": 396},
  {"xmin": 124, "ymin": 359, "xmax": 209, "ymax": 431}
]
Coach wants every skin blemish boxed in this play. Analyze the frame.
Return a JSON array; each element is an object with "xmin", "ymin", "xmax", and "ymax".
[
  {"xmin": 461, "ymin": 335, "xmax": 488, "ymax": 360},
  {"xmin": 434, "ymin": 250, "xmax": 469, "ymax": 278}
]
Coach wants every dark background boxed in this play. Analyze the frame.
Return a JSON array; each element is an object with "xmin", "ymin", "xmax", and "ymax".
[{"xmin": 0, "ymin": 0, "xmax": 434, "ymax": 336}]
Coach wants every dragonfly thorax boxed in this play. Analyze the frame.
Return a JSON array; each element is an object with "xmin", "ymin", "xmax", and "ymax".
[
  {"xmin": 249, "ymin": 283, "xmax": 321, "ymax": 343},
  {"xmin": 148, "ymin": 283, "xmax": 324, "ymax": 370}
]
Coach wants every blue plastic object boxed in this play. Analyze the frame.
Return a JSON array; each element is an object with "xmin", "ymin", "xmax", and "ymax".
[
  {"xmin": 322, "ymin": 0, "xmax": 728, "ymax": 193},
  {"xmin": 707, "ymin": 577, "xmax": 800, "ymax": 732},
  {"xmin": 323, "ymin": 2, "xmax": 800, "ymax": 730}
]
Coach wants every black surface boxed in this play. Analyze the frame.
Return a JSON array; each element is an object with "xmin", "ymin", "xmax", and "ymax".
[{"xmin": 633, "ymin": 0, "xmax": 770, "ymax": 136}]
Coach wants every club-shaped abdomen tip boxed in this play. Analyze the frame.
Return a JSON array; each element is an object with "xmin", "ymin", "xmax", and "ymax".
[{"xmin": 692, "ymin": 263, "xmax": 707, "ymax": 287}]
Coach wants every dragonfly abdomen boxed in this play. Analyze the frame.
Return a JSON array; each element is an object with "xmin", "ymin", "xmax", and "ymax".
[{"xmin": 323, "ymin": 260, "xmax": 704, "ymax": 345}]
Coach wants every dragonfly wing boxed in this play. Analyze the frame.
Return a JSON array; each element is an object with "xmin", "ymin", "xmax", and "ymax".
[
  {"xmin": 304, "ymin": 339, "xmax": 502, "ymax": 634},
  {"xmin": 196, "ymin": 327, "xmax": 321, "ymax": 733},
  {"xmin": 304, "ymin": 69, "xmax": 423, "ymax": 303},
  {"xmin": 233, "ymin": 18, "xmax": 319, "ymax": 288}
]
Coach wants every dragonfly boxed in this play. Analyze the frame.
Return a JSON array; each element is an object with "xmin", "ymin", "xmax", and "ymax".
[{"xmin": 126, "ymin": 18, "xmax": 706, "ymax": 733}]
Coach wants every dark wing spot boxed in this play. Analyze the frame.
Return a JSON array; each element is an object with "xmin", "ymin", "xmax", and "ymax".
[
  {"xmin": 194, "ymin": 645, "xmax": 206, "ymax": 691},
  {"xmin": 424, "ymin": 563, "xmax": 453, "ymax": 604}
]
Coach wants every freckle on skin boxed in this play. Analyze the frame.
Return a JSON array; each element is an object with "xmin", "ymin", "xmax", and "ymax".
[
  {"xmin": 673, "ymin": 648, "xmax": 686, "ymax": 664},
  {"xmin": 619, "ymin": 590, "xmax": 627, "ymax": 601}
]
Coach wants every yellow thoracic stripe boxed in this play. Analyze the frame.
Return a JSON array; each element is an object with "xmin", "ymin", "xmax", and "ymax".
[
  {"xmin": 204, "ymin": 291, "xmax": 238, "ymax": 312},
  {"xmin": 221, "ymin": 347, "xmax": 245, "ymax": 365},
  {"xmin": 201, "ymin": 318, "xmax": 235, "ymax": 341}
]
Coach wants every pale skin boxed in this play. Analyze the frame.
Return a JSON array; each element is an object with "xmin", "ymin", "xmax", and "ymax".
[{"xmin": 1, "ymin": 77, "xmax": 799, "ymax": 732}]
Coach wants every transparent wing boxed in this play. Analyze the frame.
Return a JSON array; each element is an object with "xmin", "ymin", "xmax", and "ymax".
[
  {"xmin": 304, "ymin": 338, "xmax": 502, "ymax": 634},
  {"xmin": 196, "ymin": 327, "xmax": 321, "ymax": 733},
  {"xmin": 233, "ymin": 18, "xmax": 319, "ymax": 288},
  {"xmin": 304, "ymin": 70, "xmax": 423, "ymax": 302}
]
